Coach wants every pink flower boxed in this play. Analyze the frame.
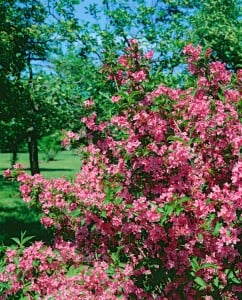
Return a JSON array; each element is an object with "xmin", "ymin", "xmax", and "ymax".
[
  {"xmin": 111, "ymin": 215, "xmax": 123, "ymax": 227},
  {"xmin": 132, "ymin": 70, "xmax": 147, "ymax": 82},
  {"xmin": 41, "ymin": 216, "xmax": 54, "ymax": 228},
  {"xmin": 144, "ymin": 50, "xmax": 154, "ymax": 60},
  {"xmin": 183, "ymin": 44, "xmax": 202, "ymax": 61},
  {"xmin": 209, "ymin": 61, "xmax": 231, "ymax": 84},
  {"xmin": 82, "ymin": 112, "xmax": 97, "ymax": 130},
  {"xmin": 83, "ymin": 99, "xmax": 94, "ymax": 107},
  {"xmin": 231, "ymin": 161, "xmax": 242, "ymax": 185},
  {"xmin": 61, "ymin": 130, "xmax": 79, "ymax": 148},
  {"xmin": 13, "ymin": 163, "xmax": 26, "ymax": 170},
  {"xmin": 5, "ymin": 249, "xmax": 17, "ymax": 263},
  {"xmin": 236, "ymin": 69, "xmax": 242, "ymax": 81},
  {"xmin": 66, "ymin": 131, "xmax": 79, "ymax": 140},
  {"xmin": 145, "ymin": 208, "xmax": 160, "ymax": 223},
  {"xmin": 224, "ymin": 89, "xmax": 240, "ymax": 102},
  {"xmin": 118, "ymin": 55, "xmax": 129, "ymax": 67},
  {"xmin": 219, "ymin": 227, "xmax": 239, "ymax": 246},
  {"xmin": 205, "ymin": 48, "xmax": 212, "ymax": 58},
  {"xmin": 198, "ymin": 76, "xmax": 209, "ymax": 87},
  {"xmin": 126, "ymin": 139, "xmax": 141, "ymax": 154},
  {"xmin": 111, "ymin": 95, "xmax": 121, "ymax": 103},
  {"xmin": 129, "ymin": 38, "xmax": 138, "ymax": 46},
  {"xmin": 3, "ymin": 168, "xmax": 12, "ymax": 177}
]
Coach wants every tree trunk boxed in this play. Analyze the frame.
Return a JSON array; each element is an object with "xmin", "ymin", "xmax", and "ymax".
[
  {"xmin": 28, "ymin": 132, "xmax": 40, "ymax": 175},
  {"xmin": 11, "ymin": 150, "xmax": 18, "ymax": 168},
  {"xmin": 26, "ymin": 56, "xmax": 40, "ymax": 175},
  {"xmin": 11, "ymin": 140, "xmax": 18, "ymax": 167}
]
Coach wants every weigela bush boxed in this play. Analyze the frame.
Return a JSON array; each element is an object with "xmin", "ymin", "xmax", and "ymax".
[{"xmin": 1, "ymin": 41, "xmax": 241, "ymax": 299}]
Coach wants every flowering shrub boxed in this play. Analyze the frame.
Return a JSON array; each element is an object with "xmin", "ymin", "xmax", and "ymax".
[{"xmin": 1, "ymin": 42, "xmax": 241, "ymax": 299}]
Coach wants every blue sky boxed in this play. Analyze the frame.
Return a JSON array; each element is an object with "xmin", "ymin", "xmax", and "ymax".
[
  {"xmin": 74, "ymin": 0, "xmax": 157, "ymax": 27},
  {"xmin": 74, "ymin": 0, "xmax": 106, "ymax": 24}
]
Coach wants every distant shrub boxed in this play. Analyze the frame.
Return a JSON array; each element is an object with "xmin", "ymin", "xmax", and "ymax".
[{"xmin": 38, "ymin": 133, "xmax": 61, "ymax": 162}]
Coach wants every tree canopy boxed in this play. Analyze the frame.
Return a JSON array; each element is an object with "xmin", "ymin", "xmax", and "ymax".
[{"xmin": 0, "ymin": 0, "xmax": 80, "ymax": 173}]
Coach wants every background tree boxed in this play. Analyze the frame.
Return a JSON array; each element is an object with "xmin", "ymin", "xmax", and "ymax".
[
  {"xmin": 0, "ymin": 0, "xmax": 81, "ymax": 174},
  {"xmin": 191, "ymin": 0, "xmax": 242, "ymax": 71}
]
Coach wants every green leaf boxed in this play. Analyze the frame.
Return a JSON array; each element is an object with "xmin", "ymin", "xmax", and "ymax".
[
  {"xmin": 107, "ymin": 265, "xmax": 116, "ymax": 276},
  {"xmin": 213, "ymin": 276, "xmax": 220, "ymax": 288},
  {"xmin": 194, "ymin": 276, "xmax": 207, "ymax": 289},
  {"xmin": 10, "ymin": 237, "xmax": 21, "ymax": 247},
  {"xmin": 189, "ymin": 137, "xmax": 202, "ymax": 145},
  {"xmin": 22, "ymin": 235, "xmax": 35, "ymax": 245},
  {"xmin": 67, "ymin": 265, "xmax": 85, "ymax": 277},
  {"xmin": 100, "ymin": 210, "xmax": 107, "ymax": 218},
  {"xmin": 213, "ymin": 221, "xmax": 223, "ymax": 236},
  {"xmin": 190, "ymin": 257, "xmax": 199, "ymax": 271},
  {"xmin": 227, "ymin": 270, "xmax": 241, "ymax": 284},
  {"xmin": 69, "ymin": 208, "xmax": 81, "ymax": 218},
  {"xmin": 230, "ymin": 276, "xmax": 241, "ymax": 284},
  {"xmin": 114, "ymin": 197, "xmax": 123, "ymax": 205},
  {"xmin": 167, "ymin": 136, "xmax": 186, "ymax": 144},
  {"xmin": 111, "ymin": 252, "xmax": 119, "ymax": 263},
  {"xmin": 200, "ymin": 263, "xmax": 217, "ymax": 269},
  {"xmin": 179, "ymin": 196, "xmax": 191, "ymax": 203}
]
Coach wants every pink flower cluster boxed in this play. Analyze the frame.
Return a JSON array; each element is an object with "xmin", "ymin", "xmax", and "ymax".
[
  {"xmin": 61, "ymin": 130, "xmax": 80, "ymax": 148},
  {"xmin": 183, "ymin": 44, "xmax": 202, "ymax": 74},
  {"xmin": 0, "ymin": 240, "xmax": 140, "ymax": 299},
  {"xmin": 2, "ymin": 43, "xmax": 241, "ymax": 299},
  {"xmin": 103, "ymin": 39, "xmax": 151, "ymax": 90},
  {"xmin": 83, "ymin": 98, "xmax": 95, "ymax": 108}
]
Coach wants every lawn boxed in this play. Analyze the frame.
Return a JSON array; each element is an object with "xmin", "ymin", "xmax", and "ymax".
[{"xmin": 0, "ymin": 150, "xmax": 81, "ymax": 245}]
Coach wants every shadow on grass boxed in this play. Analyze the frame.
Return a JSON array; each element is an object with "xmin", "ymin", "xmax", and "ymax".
[
  {"xmin": 0, "ymin": 167, "xmax": 75, "ymax": 172},
  {"xmin": 0, "ymin": 175, "xmax": 54, "ymax": 246},
  {"xmin": 0, "ymin": 218, "xmax": 54, "ymax": 246},
  {"xmin": 0, "ymin": 205, "xmax": 54, "ymax": 246},
  {"xmin": 40, "ymin": 168, "xmax": 74, "ymax": 172},
  {"xmin": 0, "ymin": 167, "xmax": 30, "ymax": 172}
]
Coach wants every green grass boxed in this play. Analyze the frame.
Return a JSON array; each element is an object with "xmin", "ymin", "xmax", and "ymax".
[
  {"xmin": 0, "ymin": 150, "xmax": 81, "ymax": 179},
  {"xmin": 0, "ymin": 150, "xmax": 81, "ymax": 245}
]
